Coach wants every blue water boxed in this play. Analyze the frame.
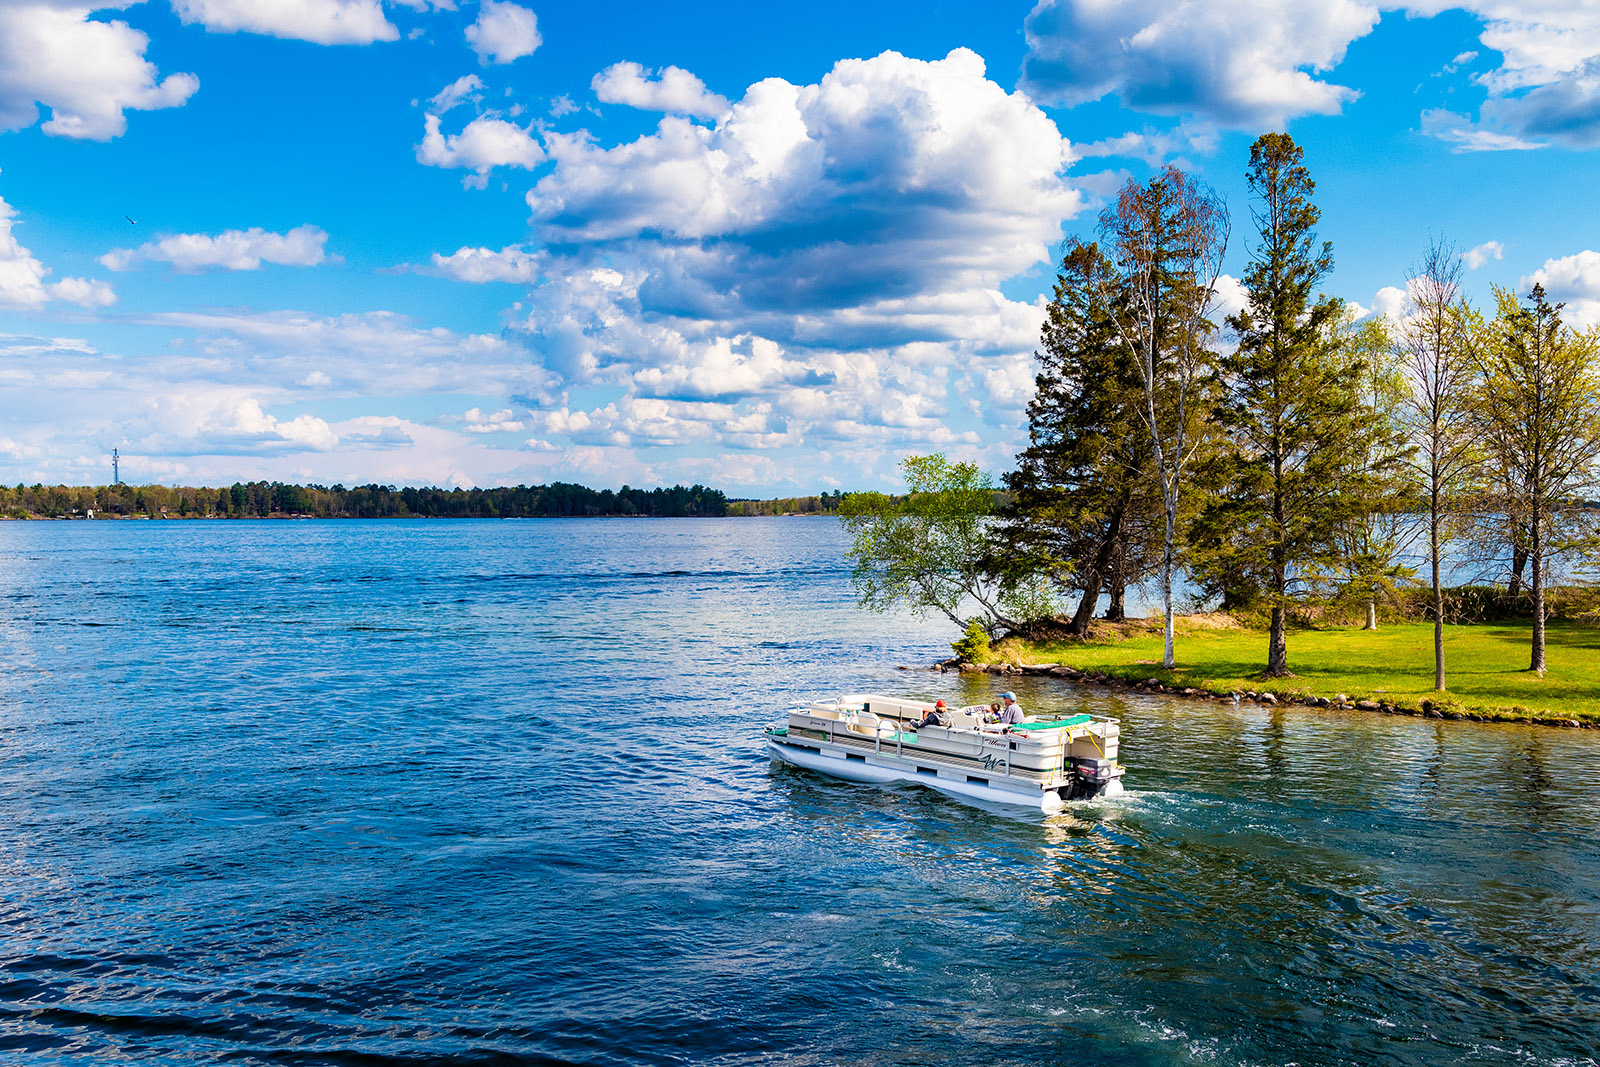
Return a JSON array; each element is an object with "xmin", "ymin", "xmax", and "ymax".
[{"xmin": 0, "ymin": 519, "xmax": 1595, "ymax": 1065}]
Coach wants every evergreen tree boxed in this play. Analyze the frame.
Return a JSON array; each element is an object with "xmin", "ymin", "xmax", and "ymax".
[
  {"xmin": 1201, "ymin": 132, "xmax": 1366, "ymax": 677},
  {"xmin": 997, "ymin": 240, "xmax": 1160, "ymax": 637}
]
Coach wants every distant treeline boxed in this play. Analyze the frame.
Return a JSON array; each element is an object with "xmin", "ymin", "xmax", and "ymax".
[
  {"xmin": 0, "ymin": 481, "xmax": 729, "ymax": 519},
  {"xmin": 726, "ymin": 491, "xmax": 845, "ymax": 516}
]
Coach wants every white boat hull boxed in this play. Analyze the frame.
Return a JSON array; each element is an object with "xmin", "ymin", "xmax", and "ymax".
[{"xmin": 765, "ymin": 693, "xmax": 1125, "ymax": 813}]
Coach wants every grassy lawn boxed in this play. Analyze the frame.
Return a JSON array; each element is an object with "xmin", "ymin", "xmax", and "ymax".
[{"xmin": 1009, "ymin": 619, "xmax": 1600, "ymax": 725}]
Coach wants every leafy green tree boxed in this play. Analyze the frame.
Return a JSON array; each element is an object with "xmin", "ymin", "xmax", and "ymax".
[
  {"xmin": 1313, "ymin": 312, "xmax": 1419, "ymax": 630},
  {"xmin": 998, "ymin": 240, "xmax": 1161, "ymax": 638},
  {"xmin": 841, "ymin": 453, "xmax": 1054, "ymax": 635},
  {"xmin": 1471, "ymin": 283, "xmax": 1600, "ymax": 674},
  {"xmin": 1201, "ymin": 132, "xmax": 1366, "ymax": 677}
]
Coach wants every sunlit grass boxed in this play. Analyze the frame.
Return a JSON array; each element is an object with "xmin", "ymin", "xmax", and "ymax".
[{"xmin": 1014, "ymin": 620, "xmax": 1600, "ymax": 724}]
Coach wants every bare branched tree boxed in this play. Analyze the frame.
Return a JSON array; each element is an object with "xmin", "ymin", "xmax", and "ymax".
[{"xmin": 1396, "ymin": 238, "xmax": 1478, "ymax": 690}]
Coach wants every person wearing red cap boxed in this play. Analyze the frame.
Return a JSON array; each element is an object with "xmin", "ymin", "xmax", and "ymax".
[{"xmin": 909, "ymin": 699, "xmax": 953, "ymax": 730}]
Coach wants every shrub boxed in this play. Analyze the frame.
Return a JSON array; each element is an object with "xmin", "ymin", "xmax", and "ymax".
[{"xmin": 951, "ymin": 620, "xmax": 991, "ymax": 662}]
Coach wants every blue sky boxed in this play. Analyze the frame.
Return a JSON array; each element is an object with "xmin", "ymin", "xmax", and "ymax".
[{"xmin": 1, "ymin": 0, "xmax": 1598, "ymax": 495}]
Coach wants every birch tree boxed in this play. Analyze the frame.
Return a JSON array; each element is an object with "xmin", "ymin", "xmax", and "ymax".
[
  {"xmin": 1096, "ymin": 167, "xmax": 1229, "ymax": 669},
  {"xmin": 1396, "ymin": 239, "xmax": 1478, "ymax": 689}
]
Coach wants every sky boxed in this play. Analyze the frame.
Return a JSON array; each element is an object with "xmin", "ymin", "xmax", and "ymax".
[{"xmin": 1, "ymin": 0, "xmax": 1598, "ymax": 495}]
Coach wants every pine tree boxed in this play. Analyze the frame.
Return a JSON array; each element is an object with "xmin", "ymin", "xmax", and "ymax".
[
  {"xmin": 1203, "ymin": 132, "xmax": 1366, "ymax": 677},
  {"xmin": 998, "ymin": 240, "xmax": 1161, "ymax": 637}
]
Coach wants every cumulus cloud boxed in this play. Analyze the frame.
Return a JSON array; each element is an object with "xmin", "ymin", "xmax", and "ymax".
[
  {"xmin": 457, "ymin": 407, "xmax": 525, "ymax": 433},
  {"xmin": 100, "ymin": 224, "xmax": 330, "ymax": 272},
  {"xmin": 1461, "ymin": 239, "xmax": 1504, "ymax": 269},
  {"xmin": 1523, "ymin": 249, "xmax": 1600, "ymax": 327},
  {"xmin": 170, "ymin": 0, "xmax": 399, "ymax": 45},
  {"xmin": 592, "ymin": 62, "xmax": 730, "ymax": 120},
  {"xmin": 465, "ymin": 0, "xmax": 539, "ymax": 65},
  {"xmin": 0, "ymin": 194, "xmax": 116, "ymax": 309},
  {"xmin": 130, "ymin": 395, "xmax": 340, "ymax": 456},
  {"xmin": 0, "ymin": 2, "xmax": 199, "ymax": 140},
  {"xmin": 429, "ymin": 244, "xmax": 540, "ymax": 282},
  {"xmin": 1021, "ymin": 0, "xmax": 1381, "ymax": 127},
  {"xmin": 500, "ymin": 49, "xmax": 1078, "ymax": 477},
  {"xmin": 416, "ymin": 112, "xmax": 544, "ymax": 188}
]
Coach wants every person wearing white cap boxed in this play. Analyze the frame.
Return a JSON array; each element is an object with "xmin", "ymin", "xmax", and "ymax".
[{"xmin": 997, "ymin": 692, "xmax": 1025, "ymax": 726}]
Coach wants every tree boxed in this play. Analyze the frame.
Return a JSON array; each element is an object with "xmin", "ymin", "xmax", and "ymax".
[
  {"xmin": 841, "ymin": 454, "xmax": 1054, "ymax": 635},
  {"xmin": 1317, "ymin": 312, "xmax": 1419, "ymax": 631},
  {"xmin": 1471, "ymin": 284, "xmax": 1600, "ymax": 674},
  {"xmin": 1096, "ymin": 167, "xmax": 1230, "ymax": 668},
  {"xmin": 1396, "ymin": 238, "xmax": 1479, "ymax": 689},
  {"xmin": 1204, "ymin": 132, "xmax": 1366, "ymax": 677},
  {"xmin": 998, "ymin": 239, "xmax": 1161, "ymax": 638}
]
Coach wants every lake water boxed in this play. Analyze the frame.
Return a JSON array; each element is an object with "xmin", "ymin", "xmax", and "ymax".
[{"xmin": 0, "ymin": 518, "xmax": 1595, "ymax": 1066}]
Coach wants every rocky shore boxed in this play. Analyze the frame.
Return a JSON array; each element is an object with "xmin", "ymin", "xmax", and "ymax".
[{"xmin": 900, "ymin": 658, "xmax": 1596, "ymax": 730}]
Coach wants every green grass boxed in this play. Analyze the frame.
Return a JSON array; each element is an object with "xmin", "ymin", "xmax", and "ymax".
[{"xmin": 1012, "ymin": 619, "xmax": 1600, "ymax": 725}]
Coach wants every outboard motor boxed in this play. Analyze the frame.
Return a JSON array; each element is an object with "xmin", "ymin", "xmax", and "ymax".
[{"xmin": 1063, "ymin": 756, "xmax": 1125, "ymax": 800}]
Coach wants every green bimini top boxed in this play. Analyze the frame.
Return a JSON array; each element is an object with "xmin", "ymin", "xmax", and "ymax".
[{"xmin": 1011, "ymin": 714, "xmax": 1094, "ymax": 731}]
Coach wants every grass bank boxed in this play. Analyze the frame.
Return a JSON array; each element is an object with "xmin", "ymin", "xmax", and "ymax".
[{"xmin": 1000, "ymin": 617, "xmax": 1600, "ymax": 727}]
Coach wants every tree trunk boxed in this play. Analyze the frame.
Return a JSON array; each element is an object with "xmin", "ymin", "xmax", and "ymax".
[
  {"xmin": 1266, "ymin": 604, "xmax": 1288, "ymax": 676},
  {"xmin": 1162, "ymin": 481, "xmax": 1178, "ymax": 668},
  {"xmin": 1364, "ymin": 596, "xmax": 1377, "ymax": 631},
  {"xmin": 1530, "ymin": 511, "xmax": 1545, "ymax": 675},
  {"xmin": 1068, "ymin": 500, "xmax": 1126, "ymax": 638},
  {"xmin": 1508, "ymin": 541, "xmax": 1527, "ymax": 599},
  {"xmin": 1432, "ymin": 498, "xmax": 1445, "ymax": 691},
  {"xmin": 1107, "ymin": 580, "xmax": 1126, "ymax": 622}
]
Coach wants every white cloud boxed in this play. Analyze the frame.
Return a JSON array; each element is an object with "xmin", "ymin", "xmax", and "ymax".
[
  {"xmin": 0, "ymin": 194, "xmax": 117, "ymax": 309},
  {"xmin": 143, "ymin": 307, "xmax": 560, "ymax": 400},
  {"xmin": 1076, "ymin": 122, "xmax": 1219, "ymax": 166},
  {"xmin": 429, "ymin": 73, "xmax": 483, "ymax": 114},
  {"xmin": 1523, "ymin": 249, "xmax": 1600, "ymax": 327},
  {"xmin": 503, "ymin": 49, "xmax": 1078, "ymax": 468},
  {"xmin": 429, "ymin": 244, "xmax": 540, "ymax": 282},
  {"xmin": 170, "ymin": 0, "xmax": 399, "ymax": 45},
  {"xmin": 465, "ymin": 0, "xmax": 539, "ymax": 65},
  {"xmin": 1410, "ymin": 2, "xmax": 1600, "ymax": 149},
  {"xmin": 1461, "ymin": 239, "xmax": 1504, "ymax": 269},
  {"xmin": 416, "ymin": 112, "xmax": 544, "ymax": 188},
  {"xmin": 1021, "ymin": 0, "xmax": 1381, "ymax": 127},
  {"xmin": 100, "ymin": 225, "xmax": 330, "ymax": 272},
  {"xmin": 1370, "ymin": 284, "xmax": 1411, "ymax": 324},
  {"xmin": 458, "ymin": 407, "xmax": 525, "ymax": 433},
  {"xmin": 592, "ymin": 62, "xmax": 730, "ymax": 120},
  {"xmin": 1420, "ymin": 107, "xmax": 1546, "ymax": 152},
  {"xmin": 0, "ymin": 2, "xmax": 199, "ymax": 140}
]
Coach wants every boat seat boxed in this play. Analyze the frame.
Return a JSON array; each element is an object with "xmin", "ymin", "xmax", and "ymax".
[{"xmin": 851, "ymin": 711, "xmax": 893, "ymax": 737}]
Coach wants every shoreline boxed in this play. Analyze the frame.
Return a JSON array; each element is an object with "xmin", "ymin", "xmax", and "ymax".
[{"xmin": 906, "ymin": 658, "xmax": 1599, "ymax": 730}]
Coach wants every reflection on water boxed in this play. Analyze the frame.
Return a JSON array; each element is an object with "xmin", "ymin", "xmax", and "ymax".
[{"xmin": 0, "ymin": 518, "xmax": 1594, "ymax": 1066}]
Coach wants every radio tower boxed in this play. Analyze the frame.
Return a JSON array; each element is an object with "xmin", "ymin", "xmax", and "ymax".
[{"xmin": 112, "ymin": 448, "xmax": 120, "ymax": 486}]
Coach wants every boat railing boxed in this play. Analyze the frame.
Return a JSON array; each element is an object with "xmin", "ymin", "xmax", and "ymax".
[{"xmin": 789, "ymin": 703, "xmax": 1014, "ymax": 778}]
